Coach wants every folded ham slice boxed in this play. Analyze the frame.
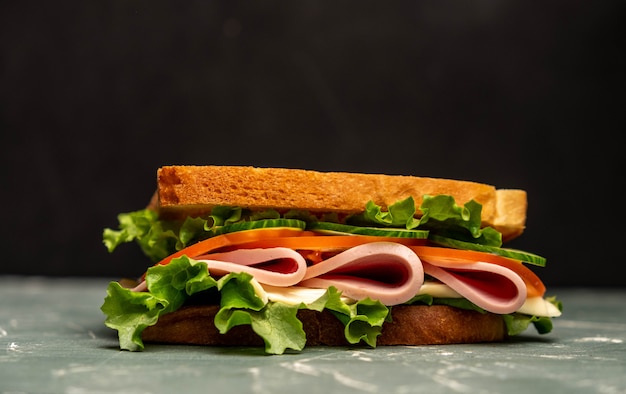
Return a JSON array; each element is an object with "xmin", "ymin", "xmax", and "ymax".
[
  {"xmin": 421, "ymin": 259, "xmax": 527, "ymax": 314},
  {"xmin": 299, "ymin": 242, "xmax": 425, "ymax": 306},
  {"xmin": 196, "ymin": 247, "xmax": 307, "ymax": 287}
]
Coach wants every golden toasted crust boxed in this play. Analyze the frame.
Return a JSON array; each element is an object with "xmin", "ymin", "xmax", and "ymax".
[
  {"xmin": 494, "ymin": 189, "xmax": 527, "ymax": 242},
  {"xmin": 141, "ymin": 305, "xmax": 508, "ymax": 347},
  {"xmin": 152, "ymin": 166, "xmax": 527, "ymax": 241}
]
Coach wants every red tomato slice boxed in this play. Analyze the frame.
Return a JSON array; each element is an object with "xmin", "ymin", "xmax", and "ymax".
[
  {"xmin": 223, "ymin": 234, "xmax": 426, "ymax": 251},
  {"xmin": 155, "ymin": 227, "xmax": 307, "ymax": 266}
]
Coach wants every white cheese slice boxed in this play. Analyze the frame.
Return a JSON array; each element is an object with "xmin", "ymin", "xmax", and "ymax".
[
  {"xmin": 259, "ymin": 282, "xmax": 561, "ymax": 317},
  {"xmin": 417, "ymin": 282, "xmax": 462, "ymax": 298},
  {"xmin": 250, "ymin": 277, "xmax": 269, "ymax": 304},
  {"xmin": 262, "ymin": 285, "xmax": 354, "ymax": 305},
  {"xmin": 518, "ymin": 296, "xmax": 562, "ymax": 317}
]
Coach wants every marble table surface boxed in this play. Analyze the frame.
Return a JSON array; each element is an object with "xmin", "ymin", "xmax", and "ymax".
[{"xmin": 1, "ymin": 276, "xmax": 624, "ymax": 394}]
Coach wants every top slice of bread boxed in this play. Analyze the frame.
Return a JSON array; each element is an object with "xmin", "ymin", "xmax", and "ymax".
[{"xmin": 153, "ymin": 165, "xmax": 527, "ymax": 242}]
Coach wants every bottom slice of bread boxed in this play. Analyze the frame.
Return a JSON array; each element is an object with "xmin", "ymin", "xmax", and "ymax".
[{"xmin": 141, "ymin": 305, "xmax": 508, "ymax": 347}]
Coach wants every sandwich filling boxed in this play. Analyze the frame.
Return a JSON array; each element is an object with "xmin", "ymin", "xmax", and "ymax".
[{"xmin": 102, "ymin": 195, "xmax": 561, "ymax": 354}]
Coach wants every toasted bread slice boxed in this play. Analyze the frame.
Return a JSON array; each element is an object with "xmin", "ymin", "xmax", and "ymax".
[
  {"xmin": 151, "ymin": 165, "xmax": 527, "ymax": 241},
  {"xmin": 141, "ymin": 304, "xmax": 507, "ymax": 348}
]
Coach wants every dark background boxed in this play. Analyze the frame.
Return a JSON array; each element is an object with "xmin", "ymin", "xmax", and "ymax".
[{"xmin": 1, "ymin": 1, "xmax": 624, "ymax": 287}]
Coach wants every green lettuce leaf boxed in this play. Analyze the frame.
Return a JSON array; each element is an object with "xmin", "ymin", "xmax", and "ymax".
[
  {"xmin": 102, "ymin": 206, "xmax": 249, "ymax": 262},
  {"xmin": 503, "ymin": 314, "xmax": 553, "ymax": 336},
  {"xmin": 103, "ymin": 206, "xmax": 309, "ymax": 262},
  {"xmin": 345, "ymin": 195, "xmax": 502, "ymax": 246},
  {"xmin": 503, "ymin": 296, "xmax": 562, "ymax": 336},
  {"xmin": 103, "ymin": 209, "xmax": 180, "ymax": 263},
  {"xmin": 353, "ymin": 196, "xmax": 421, "ymax": 229},
  {"xmin": 314, "ymin": 287, "xmax": 390, "ymax": 347},
  {"xmin": 250, "ymin": 209, "xmax": 281, "ymax": 220},
  {"xmin": 100, "ymin": 281, "xmax": 165, "ymax": 351},
  {"xmin": 101, "ymin": 256, "xmax": 217, "ymax": 351},
  {"xmin": 215, "ymin": 301, "xmax": 306, "ymax": 354},
  {"xmin": 213, "ymin": 271, "xmax": 308, "ymax": 354},
  {"xmin": 418, "ymin": 195, "xmax": 502, "ymax": 246},
  {"xmin": 178, "ymin": 216, "xmax": 212, "ymax": 250},
  {"xmin": 342, "ymin": 298, "xmax": 391, "ymax": 347},
  {"xmin": 209, "ymin": 206, "xmax": 243, "ymax": 226}
]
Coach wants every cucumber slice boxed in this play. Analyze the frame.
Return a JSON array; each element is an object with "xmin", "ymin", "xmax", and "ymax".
[
  {"xmin": 212, "ymin": 219, "xmax": 307, "ymax": 236},
  {"xmin": 308, "ymin": 222, "xmax": 429, "ymax": 239},
  {"xmin": 428, "ymin": 234, "xmax": 547, "ymax": 267}
]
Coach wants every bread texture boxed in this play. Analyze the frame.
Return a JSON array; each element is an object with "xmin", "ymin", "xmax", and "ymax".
[
  {"xmin": 153, "ymin": 166, "xmax": 527, "ymax": 241},
  {"xmin": 141, "ymin": 304, "xmax": 508, "ymax": 348}
]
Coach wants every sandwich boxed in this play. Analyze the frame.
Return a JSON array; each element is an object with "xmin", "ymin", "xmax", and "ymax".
[{"xmin": 101, "ymin": 165, "xmax": 562, "ymax": 354}]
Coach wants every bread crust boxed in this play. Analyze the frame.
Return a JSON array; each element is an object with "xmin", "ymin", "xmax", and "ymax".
[
  {"xmin": 153, "ymin": 166, "xmax": 527, "ymax": 241},
  {"xmin": 141, "ymin": 304, "xmax": 508, "ymax": 348}
]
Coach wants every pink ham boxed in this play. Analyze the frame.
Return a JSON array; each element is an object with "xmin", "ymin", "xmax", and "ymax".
[
  {"xmin": 421, "ymin": 259, "xmax": 526, "ymax": 314},
  {"xmin": 299, "ymin": 242, "xmax": 424, "ymax": 306},
  {"xmin": 196, "ymin": 247, "xmax": 307, "ymax": 287},
  {"xmin": 131, "ymin": 242, "xmax": 528, "ymax": 315}
]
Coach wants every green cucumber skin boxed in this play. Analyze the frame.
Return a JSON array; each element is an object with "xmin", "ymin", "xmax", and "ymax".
[
  {"xmin": 212, "ymin": 219, "xmax": 307, "ymax": 236},
  {"xmin": 428, "ymin": 235, "xmax": 547, "ymax": 267},
  {"xmin": 308, "ymin": 222, "xmax": 429, "ymax": 239}
]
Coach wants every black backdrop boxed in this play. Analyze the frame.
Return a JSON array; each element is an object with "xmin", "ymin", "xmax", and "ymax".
[{"xmin": 1, "ymin": 1, "xmax": 624, "ymax": 287}]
